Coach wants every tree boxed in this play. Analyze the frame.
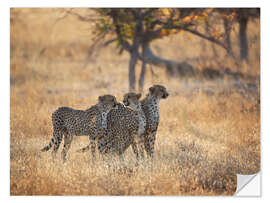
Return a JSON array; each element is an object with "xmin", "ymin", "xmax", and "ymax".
[
  {"xmin": 91, "ymin": 8, "xmax": 208, "ymax": 91},
  {"xmin": 215, "ymin": 8, "xmax": 260, "ymax": 61},
  {"xmin": 65, "ymin": 8, "xmax": 259, "ymax": 91},
  {"xmin": 236, "ymin": 8, "xmax": 259, "ymax": 61}
]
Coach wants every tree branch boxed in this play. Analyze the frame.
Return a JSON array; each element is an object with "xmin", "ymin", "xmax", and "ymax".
[
  {"xmin": 147, "ymin": 23, "xmax": 194, "ymax": 40},
  {"xmin": 182, "ymin": 27, "xmax": 227, "ymax": 49},
  {"xmin": 182, "ymin": 27, "xmax": 238, "ymax": 64},
  {"xmin": 103, "ymin": 38, "xmax": 117, "ymax": 47},
  {"xmin": 65, "ymin": 9, "xmax": 98, "ymax": 22},
  {"xmin": 110, "ymin": 11, "xmax": 132, "ymax": 52}
]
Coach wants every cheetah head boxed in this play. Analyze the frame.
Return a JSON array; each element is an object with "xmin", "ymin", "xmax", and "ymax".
[
  {"xmin": 149, "ymin": 85, "xmax": 169, "ymax": 99},
  {"xmin": 98, "ymin": 94, "xmax": 118, "ymax": 113},
  {"xmin": 123, "ymin": 92, "xmax": 142, "ymax": 110}
]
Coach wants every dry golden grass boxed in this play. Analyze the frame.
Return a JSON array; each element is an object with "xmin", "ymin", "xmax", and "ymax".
[{"xmin": 10, "ymin": 8, "xmax": 260, "ymax": 196}]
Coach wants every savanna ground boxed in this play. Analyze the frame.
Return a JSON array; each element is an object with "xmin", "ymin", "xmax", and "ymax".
[{"xmin": 10, "ymin": 8, "xmax": 260, "ymax": 195}]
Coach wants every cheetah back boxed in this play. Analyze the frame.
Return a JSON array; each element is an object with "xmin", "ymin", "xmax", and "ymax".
[
  {"xmin": 53, "ymin": 106, "xmax": 101, "ymax": 137},
  {"xmin": 98, "ymin": 104, "xmax": 139, "ymax": 155}
]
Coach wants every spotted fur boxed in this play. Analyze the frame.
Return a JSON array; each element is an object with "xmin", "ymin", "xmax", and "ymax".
[
  {"xmin": 41, "ymin": 95, "xmax": 117, "ymax": 161},
  {"xmin": 79, "ymin": 93, "xmax": 146, "ymax": 162},
  {"xmin": 141, "ymin": 85, "xmax": 169, "ymax": 158}
]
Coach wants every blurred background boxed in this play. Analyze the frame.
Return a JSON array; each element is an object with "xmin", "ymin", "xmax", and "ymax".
[{"xmin": 10, "ymin": 8, "xmax": 260, "ymax": 195}]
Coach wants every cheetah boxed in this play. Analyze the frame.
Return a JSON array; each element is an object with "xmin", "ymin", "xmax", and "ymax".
[
  {"xmin": 140, "ymin": 85, "xmax": 169, "ymax": 159},
  {"xmin": 41, "ymin": 94, "xmax": 118, "ymax": 161},
  {"xmin": 80, "ymin": 93, "xmax": 146, "ymax": 163}
]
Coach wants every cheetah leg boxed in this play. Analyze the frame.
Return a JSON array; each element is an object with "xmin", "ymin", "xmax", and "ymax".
[
  {"xmin": 61, "ymin": 133, "xmax": 73, "ymax": 162},
  {"xmin": 131, "ymin": 141, "xmax": 139, "ymax": 160},
  {"xmin": 131, "ymin": 141, "xmax": 139, "ymax": 166},
  {"xmin": 76, "ymin": 134, "xmax": 98, "ymax": 154},
  {"xmin": 133, "ymin": 134, "xmax": 145, "ymax": 165},
  {"xmin": 138, "ymin": 134, "xmax": 145, "ymax": 160},
  {"xmin": 145, "ymin": 130, "xmax": 157, "ymax": 159},
  {"xmin": 90, "ymin": 138, "xmax": 96, "ymax": 160},
  {"xmin": 51, "ymin": 130, "xmax": 63, "ymax": 158},
  {"xmin": 117, "ymin": 153, "xmax": 127, "ymax": 171},
  {"xmin": 144, "ymin": 133, "xmax": 150, "ymax": 157},
  {"xmin": 119, "ymin": 154, "xmax": 125, "ymax": 162},
  {"xmin": 42, "ymin": 117, "xmax": 59, "ymax": 152},
  {"xmin": 101, "ymin": 153, "xmax": 112, "ymax": 168}
]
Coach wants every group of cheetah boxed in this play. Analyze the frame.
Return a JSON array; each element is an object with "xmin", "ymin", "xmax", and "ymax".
[{"xmin": 41, "ymin": 84, "xmax": 169, "ymax": 164}]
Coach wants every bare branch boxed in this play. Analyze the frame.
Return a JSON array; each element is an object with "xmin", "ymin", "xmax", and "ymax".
[
  {"xmin": 103, "ymin": 38, "xmax": 117, "ymax": 47},
  {"xmin": 182, "ymin": 27, "xmax": 227, "ymax": 49},
  {"xmin": 51, "ymin": 8, "xmax": 74, "ymax": 27},
  {"xmin": 65, "ymin": 9, "xmax": 99, "ymax": 22},
  {"xmin": 82, "ymin": 32, "xmax": 107, "ymax": 68},
  {"xmin": 183, "ymin": 26, "xmax": 239, "ymax": 63}
]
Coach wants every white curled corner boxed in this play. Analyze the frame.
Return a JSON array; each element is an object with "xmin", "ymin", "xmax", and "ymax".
[{"xmin": 234, "ymin": 172, "xmax": 261, "ymax": 197}]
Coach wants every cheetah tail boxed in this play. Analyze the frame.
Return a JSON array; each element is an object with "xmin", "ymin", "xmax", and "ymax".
[
  {"xmin": 41, "ymin": 137, "xmax": 54, "ymax": 152},
  {"xmin": 76, "ymin": 145, "xmax": 90, "ymax": 153}
]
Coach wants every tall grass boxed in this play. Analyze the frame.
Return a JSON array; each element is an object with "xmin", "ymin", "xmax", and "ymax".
[{"xmin": 10, "ymin": 8, "xmax": 260, "ymax": 195}]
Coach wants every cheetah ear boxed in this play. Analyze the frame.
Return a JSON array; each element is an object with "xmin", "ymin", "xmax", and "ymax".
[
  {"xmin": 123, "ymin": 94, "xmax": 128, "ymax": 100},
  {"xmin": 136, "ymin": 93, "xmax": 142, "ymax": 99},
  {"xmin": 98, "ymin": 96, "xmax": 104, "ymax": 102},
  {"xmin": 111, "ymin": 96, "xmax": 116, "ymax": 102},
  {"xmin": 149, "ymin": 86, "xmax": 155, "ymax": 94}
]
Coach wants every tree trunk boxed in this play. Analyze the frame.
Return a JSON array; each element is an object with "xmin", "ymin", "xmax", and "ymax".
[
  {"xmin": 129, "ymin": 50, "xmax": 138, "ymax": 92},
  {"xmin": 129, "ymin": 14, "xmax": 142, "ymax": 92},
  {"xmin": 138, "ymin": 44, "xmax": 147, "ymax": 92},
  {"xmin": 239, "ymin": 16, "xmax": 249, "ymax": 61},
  {"xmin": 223, "ymin": 17, "xmax": 232, "ymax": 55}
]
